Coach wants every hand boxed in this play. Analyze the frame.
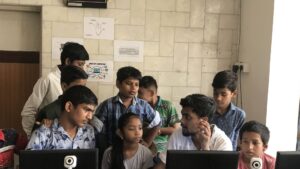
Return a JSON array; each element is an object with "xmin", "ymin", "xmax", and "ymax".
[{"xmin": 196, "ymin": 119, "xmax": 211, "ymax": 150}]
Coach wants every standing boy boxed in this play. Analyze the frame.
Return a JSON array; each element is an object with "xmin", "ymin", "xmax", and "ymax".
[
  {"xmin": 21, "ymin": 42, "xmax": 89, "ymax": 137},
  {"xmin": 95, "ymin": 66, "xmax": 161, "ymax": 147},
  {"xmin": 211, "ymin": 70, "xmax": 246, "ymax": 150},
  {"xmin": 138, "ymin": 76, "xmax": 180, "ymax": 153},
  {"xmin": 26, "ymin": 85, "xmax": 98, "ymax": 150},
  {"xmin": 238, "ymin": 121, "xmax": 275, "ymax": 169}
]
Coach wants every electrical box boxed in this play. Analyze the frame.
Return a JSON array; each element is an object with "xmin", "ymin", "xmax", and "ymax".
[
  {"xmin": 66, "ymin": 0, "xmax": 107, "ymax": 8},
  {"xmin": 233, "ymin": 62, "xmax": 250, "ymax": 73}
]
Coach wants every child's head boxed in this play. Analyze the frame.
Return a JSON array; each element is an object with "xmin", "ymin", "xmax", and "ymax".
[
  {"xmin": 117, "ymin": 112, "xmax": 143, "ymax": 144},
  {"xmin": 138, "ymin": 76, "xmax": 158, "ymax": 103},
  {"xmin": 180, "ymin": 94, "xmax": 216, "ymax": 136},
  {"xmin": 239, "ymin": 121, "xmax": 270, "ymax": 161},
  {"xmin": 61, "ymin": 85, "xmax": 98, "ymax": 127},
  {"xmin": 212, "ymin": 70, "xmax": 238, "ymax": 111},
  {"xmin": 60, "ymin": 65, "xmax": 88, "ymax": 92},
  {"xmin": 116, "ymin": 66, "xmax": 142, "ymax": 98},
  {"xmin": 60, "ymin": 42, "xmax": 89, "ymax": 69}
]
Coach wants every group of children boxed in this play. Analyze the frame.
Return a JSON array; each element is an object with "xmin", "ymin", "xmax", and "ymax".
[{"xmin": 21, "ymin": 42, "xmax": 275, "ymax": 169}]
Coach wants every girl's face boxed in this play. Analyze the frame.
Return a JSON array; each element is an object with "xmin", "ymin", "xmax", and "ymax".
[{"xmin": 121, "ymin": 117, "xmax": 143, "ymax": 144}]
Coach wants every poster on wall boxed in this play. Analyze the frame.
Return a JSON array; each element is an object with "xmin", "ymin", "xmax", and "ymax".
[
  {"xmin": 114, "ymin": 40, "xmax": 144, "ymax": 62},
  {"xmin": 84, "ymin": 60, "xmax": 113, "ymax": 82},
  {"xmin": 84, "ymin": 17, "xmax": 114, "ymax": 40},
  {"xmin": 52, "ymin": 37, "xmax": 84, "ymax": 59}
]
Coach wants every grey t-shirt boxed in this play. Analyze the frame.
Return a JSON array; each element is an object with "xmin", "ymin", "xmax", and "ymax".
[{"xmin": 102, "ymin": 144, "xmax": 154, "ymax": 169}]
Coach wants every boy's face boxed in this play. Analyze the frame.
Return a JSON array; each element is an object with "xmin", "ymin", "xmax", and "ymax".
[
  {"xmin": 65, "ymin": 102, "xmax": 95, "ymax": 127},
  {"xmin": 213, "ymin": 88, "xmax": 236, "ymax": 111},
  {"xmin": 65, "ymin": 58, "xmax": 86, "ymax": 69},
  {"xmin": 138, "ymin": 87, "xmax": 154, "ymax": 103},
  {"xmin": 62, "ymin": 79, "xmax": 87, "ymax": 92},
  {"xmin": 181, "ymin": 107, "xmax": 208, "ymax": 136},
  {"xmin": 240, "ymin": 131, "xmax": 267, "ymax": 161},
  {"xmin": 120, "ymin": 117, "xmax": 143, "ymax": 143},
  {"xmin": 117, "ymin": 77, "xmax": 139, "ymax": 98}
]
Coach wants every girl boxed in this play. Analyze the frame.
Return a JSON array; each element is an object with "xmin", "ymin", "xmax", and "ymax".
[{"xmin": 102, "ymin": 112, "xmax": 154, "ymax": 169}]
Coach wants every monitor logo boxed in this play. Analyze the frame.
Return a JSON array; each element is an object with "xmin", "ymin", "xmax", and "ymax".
[
  {"xmin": 64, "ymin": 155, "xmax": 77, "ymax": 169},
  {"xmin": 250, "ymin": 157, "xmax": 262, "ymax": 169}
]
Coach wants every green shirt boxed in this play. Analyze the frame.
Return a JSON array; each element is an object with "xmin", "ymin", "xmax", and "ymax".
[{"xmin": 154, "ymin": 97, "xmax": 180, "ymax": 153}]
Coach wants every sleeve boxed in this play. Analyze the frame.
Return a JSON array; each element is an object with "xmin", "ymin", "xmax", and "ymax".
[
  {"xmin": 167, "ymin": 103, "xmax": 180, "ymax": 126},
  {"xmin": 144, "ymin": 102, "xmax": 161, "ymax": 128},
  {"xmin": 142, "ymin": 147, "xmax": 154, "ymax": 169},
  {"xmin": 25, "ymin": 129, "xmax": 46, "ymax": 150},
  {"xmin": 95, "ymin": 101, "xmax": 110, "ymax": 143},
  {"xmin": 101, "ymin": 148, "xmax": 112, "ymax": 169},
  {"xmin": 21, "ymin": 77, "xmax": 50, "ymax": 137},
  {"xmin": 214, "ymin": 133, "xmax": 233, "ymax": 151},
  {"xmin": 232, "ymin": 110, "xmax": 246, "ymax": 150}
]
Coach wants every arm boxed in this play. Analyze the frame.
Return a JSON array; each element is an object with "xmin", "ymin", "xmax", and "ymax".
[
  {"xmin": 233, "ymin": 111, "xmax": 246, "ymax": 150},
  {"xmin": 143, "ymin": 124, "xmax": 160, "ymax": 147},
  {"xmin": 159, "ymin": 123, "xmax": 180, "ymax": 135},
  {"xmin": 143, "ymin": 108, "xmax": 161, "ymax": 147},
  {"xmin": 21, "ymin": 77, "xmax": 50, "ymax": 137},
  {"xmin": 25, "ymin": 129, "xmax": 45, "ymax": 150},
  {"xmin": 160, "ymin": 103, "xmax": 180, "ymax": 136}
]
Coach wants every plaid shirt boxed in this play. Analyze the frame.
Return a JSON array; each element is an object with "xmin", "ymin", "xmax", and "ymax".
[
  {"xmin": 95, "ymin": 95, "xmax": 157, "ymax": 145},
  {"xmin": 211, "ymin": 103, "xmax": 246, "ymax": 150}
]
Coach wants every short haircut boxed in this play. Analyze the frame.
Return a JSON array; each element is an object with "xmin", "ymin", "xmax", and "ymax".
[
  {"xmin": 180, "ymin": 94, "xmax": 216, "ymax": 122},
  {"xmin": 212, "ymin": 70, "xmax": 238, "ymax": 92},
  {"xmin": 116, "ymin": 66, "xmax": 142, "ymax": 83},
  {"xmin": 60, "ymin": 42, "xmax": 89, "ymax": 65},
  {"xmin": 61, "ymin": 85, "xmax": 98, "ymax": 111},
  {"xmin": 61, "ymin": 65, "xmax": 88, "ymax": 85},
  {"xmin": 139, "ymin": 76, "xmax": 158, "ymax": 90},
  {"xmin": 239, "ymin": 121, "xmax": 270, "ymax": 145}
]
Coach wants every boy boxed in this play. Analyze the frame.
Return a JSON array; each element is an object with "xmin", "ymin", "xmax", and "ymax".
[
  {"xmin": 21, "ymin": 42, "xmax": 89, "ymax": 137},
  {"xmin": 211, "ymin": 70, "xmax": 246, "ymax": 150},
  {"xmin": 95, "ymin": 66, "xmax": 161, "ymax": 147},
  {"xmin": 238, "ymin": 121, "xmax": 275, "ymax": 169},
  {"xmin": 26, "ymin": 85, "xmax": 98, "ymax": 150},
  {"xmin": 154, "ymin": 94, "xmax": 232, "ymax": 169},
  {"xmin": 138, "ymin": 76, "xmax": 180, "ymax": 153}
]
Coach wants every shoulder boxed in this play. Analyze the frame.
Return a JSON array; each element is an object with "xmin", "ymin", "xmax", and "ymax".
[
  {"xmin": 169, "ymin": 128, "xmax": 187, "ymax": 144},
  {"xmin": 139, "ymin": 144, "xmax": 152, "ymax": 155},
  {"xmin": 231, "ymin": 103, "xmax": 246, "ymax": 118},
  {"xmin": 211, "ymin": 125, "xmax": 232, "ymax": 150},
  {"xmin": 263, "ymin": 153, "xmax": 276, "ymax": 166},
  {"xmin": 82, "ymin": 124, "xmax": 95, "ymax": 133}
]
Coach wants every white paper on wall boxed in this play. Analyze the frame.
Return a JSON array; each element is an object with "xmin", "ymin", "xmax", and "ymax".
[
  {"xmin": 52, "ymin": 37, "xmax": 84, "ymax": 59},
  {"xmin": 84, "ymin": 17, "xmax": 114, "ymax": 40},
  {"xmin": 84, "ymin": 60, "xmax": 114, "ymax": 82},
  {"xmin": 114, "ymin": 40, "xmax": 144, "ymax": 62}
]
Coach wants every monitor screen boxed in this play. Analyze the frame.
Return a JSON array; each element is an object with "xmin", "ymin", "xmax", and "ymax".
[
  {"xmin": 166, "ymin": 150, "xmax": 239, "ymax": 169},
  {"xmin": 275, "ymin": 151, "xmax": 300, "ymax": 169},
  {"xmin": 19, "ymin": 149, "xmax": 98, "ymax": 169}
]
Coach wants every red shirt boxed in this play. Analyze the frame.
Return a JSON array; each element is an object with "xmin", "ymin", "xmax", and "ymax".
[{"xmin": 238, "ymin": 152, "xmax": 276, "ymax": 169}]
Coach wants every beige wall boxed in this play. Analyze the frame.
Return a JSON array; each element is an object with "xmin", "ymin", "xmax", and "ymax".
[
  {"xmin": 239, "ymin": 0, "xmax": 274, "ymax": 123},
  {"xmin": 0, "ymin": 0, "xmax": 240, "ymax": 111},
  {"xmin": 0, "ymin": 9, "xmax": 41, "ymax": 51}
]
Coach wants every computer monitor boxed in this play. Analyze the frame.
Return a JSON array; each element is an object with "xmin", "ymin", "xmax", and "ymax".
[
  {"xmin": 19, "ymin": 149, "xmax": 98, "ymax": 169},
  {"xmin": 275, "ymin": 151, "xmax": 300, "ymax": 169},
  {"xmin": 166, "ymin": 150, "xmax": 239, "ymax": 169}
]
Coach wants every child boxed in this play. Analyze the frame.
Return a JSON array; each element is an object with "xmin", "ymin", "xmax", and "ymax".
[
  {"xmin": 238, "ymin": 121, "xmax": 275, "ymax": 169},
  {"xmin": 21, "ymin": 42, "xmax": 89, "ymax": 137},
  {"xmin": 95, "ymin": 66, "xmax": 161, "ymax": 147},
  {"xmin": 138, "ymin": 76, "xmax": 180, "ymax": 154},
  {"xmin": 211, "ymin": 70, "xmax": 246, "ymax": 150},
  {"xmin": 101, "ymin": 112, "xmax": 154, "ymax": 169}
]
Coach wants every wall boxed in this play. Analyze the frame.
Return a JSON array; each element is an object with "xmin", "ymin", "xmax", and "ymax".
[
  {"xmin": 0, "ymin": 0, "xmax": 240, "ymax": 112},
  {"xmin": 238, "ymin": 0, "xmax": 274, "ymax": 123},
  {"xmin": 0, "ymin": 7, "xmax": 41, "ymax": 51}
]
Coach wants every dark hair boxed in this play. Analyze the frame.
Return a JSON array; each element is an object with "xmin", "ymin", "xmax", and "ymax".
[
  {"xmin": 139, "ymin": 76, "xmax": 158, "ymax": 90},
  {"xmin": 110, "ymin": 112, "xmax": 141, "ymax": 169},
  {"xmin": 61, "ymin": 65, "xmax": 88, "ymax": 85},
  {"xmin": 60, "ymin": 42, "xmax": 89, "ymax": 65},
  {"xmin": 212, "ymin": 70, "xmax": 238, "ymax": 92},
  {"xmin": 180, "ymin": 94, "xmax": 216, "ymax": 122},
  {"xmin": 116, "ymin": 66, "xmax": 142, "ymax": 83},
  {"xmin": 61, "ymin": 85, "xmax": 98, "ymax": 111},
  {"xmin": 239, "ymin": 121, "xmax": 270, "ymax": 145}
]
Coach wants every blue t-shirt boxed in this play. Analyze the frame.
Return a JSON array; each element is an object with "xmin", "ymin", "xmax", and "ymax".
[{"xmin": 211, "ymin": 103, "xmax": 246, "ymax": 150}]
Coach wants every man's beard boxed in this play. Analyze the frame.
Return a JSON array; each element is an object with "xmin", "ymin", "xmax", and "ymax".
[{"xmin": 182, "ymin": 127, "xmax": 192, "ymax": 136}]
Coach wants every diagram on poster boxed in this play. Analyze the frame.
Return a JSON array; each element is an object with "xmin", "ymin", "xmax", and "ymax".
[
  {"xmin": 52, "ymin": 37, "xmax": 83, "ymax": 59},
  {"xmin": 114, "ymin": 40, "xmax": 144, "ymax": 62},
  {"xmin": 84, "ymin": 60, "xmax": 113, "ymax": 82},
  {"xmin": 84, "ymin": 17, "xmax": 114, "ymax": 40}
]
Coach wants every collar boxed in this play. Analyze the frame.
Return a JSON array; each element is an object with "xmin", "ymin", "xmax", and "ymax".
[
  {"xmin": 216, "ymin": 102, "xmax": 235, "ymax": 116},
  {"xmin": 113, "ymin": 94, "xmax": 137, "ymax": 106},
  {"xmin": 53, "ymin": 119, "xmax": 83, "ymax": 139}
]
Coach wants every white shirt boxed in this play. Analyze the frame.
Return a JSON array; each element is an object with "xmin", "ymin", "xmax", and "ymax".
[
  {"xmin": 160, "ymin": 125, "xmax": 233, "ymax": 163},
  {"xmin": 21, "ymin": 67, "xmax": 62, "ymax": 136}
]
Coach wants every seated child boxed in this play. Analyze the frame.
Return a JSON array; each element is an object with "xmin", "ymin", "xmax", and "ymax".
[
  {"xmin": 26, "ymin": 85, "xmax": 98, "ymax": 150},
  {"xmin": 238, "ymin": 121, "xmax": 275, "ymax": 169},
  {"xmin": 211, "ymin": 70, "xmax": 246, "ymax": 150},
  {"xmin": 101, "ymin": 112, "xmax": 154, "ymax": 169}
]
